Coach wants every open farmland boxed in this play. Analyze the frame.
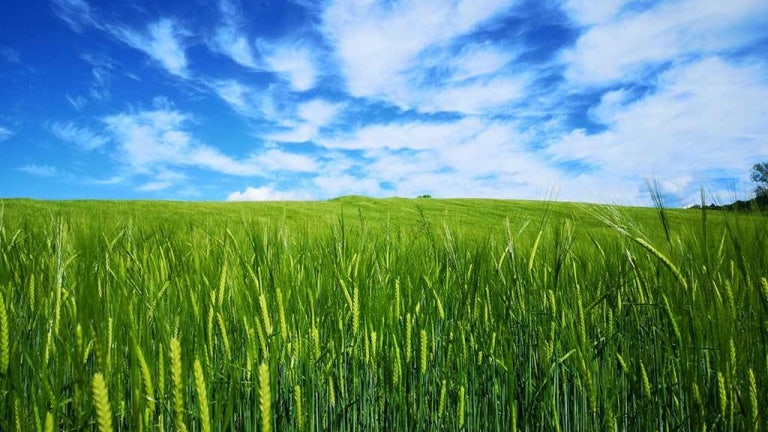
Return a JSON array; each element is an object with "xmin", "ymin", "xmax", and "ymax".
[{"xmin": 0, "ymin": 197, "xmax": 766, "ymax": 431}]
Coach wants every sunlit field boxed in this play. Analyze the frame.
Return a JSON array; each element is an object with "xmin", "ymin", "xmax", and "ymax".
[{"xmin": 0, "ymin": 197, "xmax": 766, "ymax": 431}]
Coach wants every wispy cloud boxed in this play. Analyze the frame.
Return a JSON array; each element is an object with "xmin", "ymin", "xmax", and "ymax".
[
  {"xmin": 20, "ymin": 164, "xmax": 57, "ymax": 177},
  {"xmin": 100, "ymin": 105, "xmax": 322, "ymax": 194},
  {"xmin": 209, "ymin": 79, "xmax": 264, "ymax": 118},
  {"xmin": 115, "ymin": 19, "xmax": 189, "ymax": 77},
  {"xmin": 226, "ymin": 185, "xmax": 305, "ymax": 201},
  {"xmin": 50, "ymin": 0, "xmax": 190, "ymax": 77},
  {"xmin": 213, "ymin": 27, "xmax": 257, "ymax": 68},
  {"xmin": 260, "ymin": 41, "xmax": 318, "ymax": 92},
  {"xmin": 137, "ymin": 169, "xmax": 187, "ymax": 191},
  {"xmin": 66, "ymin": 94, "xmax": 88, "ymax": 110},
  {"xmin": 312, "ymin": 116, "xmax": 563, "ymax": 199},
  {"xmin": 102, "ymin": 108, "xmax": 259, "ymax": 175},
  {"xmin": 50, "ymin": 0, "xmax": 97, "ymax": 32},
  {"xmin": 320, "ymin": 0, "xmax": 520, "ymax": 112},
  {"xmin": 50, "ymin": 121, "xmax": 110, "ymax": 150},
  {"xmin": 255, "ymin": 148, "xmax": 318, "ymax": 172},
  {"xmin": 269, "ymin": 99, "xmax": 345, "ymax": 143},
  {"xmin": 560, "ymin": 0, "xmax": 632, "ymax": 26},
  {"xmin": 35, "ymin": 0, "xmax": 768, "ymax": 204},
  {"xmin": 0, "ymin": 126, "xmax": 12, "ymax": 141},
  {"xmin": 547, "ymin": 57, "xmax": 768, "ymax": 204},
  {"xmin": 561, "ymin": 0, "xmax": 768, "ymax": 85},
  {"xmin": 209, "ymin": 0, "xmax": 258, "ymax": 68}
]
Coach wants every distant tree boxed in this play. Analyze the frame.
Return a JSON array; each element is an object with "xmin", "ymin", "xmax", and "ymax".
[
  {"xmin": 752, "ymin": 162, "xmax": 768, "ymax": 198},
  {"xmin": 417, "ymin": 194, "xmax": 432, "ymax": 199}
]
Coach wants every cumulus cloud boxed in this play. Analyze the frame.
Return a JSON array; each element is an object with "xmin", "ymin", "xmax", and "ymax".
[
  {"xmin": 51, "ymin": 121, "xmax": 110, "ymax": 150},
  {"xmin": 226, "ymin": 185, "xmax": 304, "ymax": 201}
]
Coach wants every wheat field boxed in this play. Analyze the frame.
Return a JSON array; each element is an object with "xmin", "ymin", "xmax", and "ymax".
[{"xmin": 0, "ymin": 197, "xmax": 766, "ymax": 431}]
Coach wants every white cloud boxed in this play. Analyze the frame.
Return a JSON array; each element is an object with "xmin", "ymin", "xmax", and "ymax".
[
  {"xmin": 226, "ymin": 185, "xmax": 304, "ymax": 201},
  {"xmin": 443, "ymin": 43, "xmax": 516, "ymax": 83},
  {"xmin": 50, "ymin": 0, "xmax": 97, "ymax": 32},
  {"xmin": 260, "ymin": 41, "xmax": 318, "ymax": 92},
  {"xmin": 210, "ymin": 0, "xmax": 258, "ymax": 68},
  {"xmin": 51, "ymin": 121, "xmax": 110, "ymax": 150},
  {"xmin": 0, "ymin": 126, "xmax": 12, "ymax": 141},
  {"xmin": 255, "ymin": 148, "xmax": 318, "ymax": 172},
  {"xmin": 319, "ymin": 117, "xmax": 486, "ymax": 151},
  {"xmin": 312, "ymin": 116, "xmax": 566, "ymax": 199},
  {"xmin": 210, "ymin": 80, "xmax": 262, "ymax": 118},
  {"xmin": 110, "ymin": 19, "xmax": 189, "ymax": 77},
  {"xmin": 138, "ymin": 169, "xmax": 187, "ymax": 191},
  {"xmin": 102, "ymin": 108, "xmax": 260, "ymax": 176},
  {"xmin": 66, "ymin": 94, "xmax": 88, "ymax": 110},
  {"xmin": 320, "ymin": 0, "xmax": 519, "ymax": 108},
  {"xmin": 562, "ymin": 0, "xmax": 768, "ymax": 85},
  {"xmin": 547, "ymin": 57, "xmax": 768, "ymax": 202},
  {"xmin": 297, "ymin": 99, "xmax": 343, "ymax": 125},
  {"xmin": 20, "ymin": 164, "xmax": 57, "ymax": 177},
  {"xmin": 269, "ymin": 99, "xmax": 345, "ymax": 143},
  {"xmin": 414, "ymin": 75, "xmax": 529, "ymax": 114},
  {"xmin": 560, "ymin": 0, "xmax": 632, "ymax": 26},
  {"xmin": 213, "ymin": 28, "xmax": 257, "ymax": 68},
  {"xmin": 101, "ymin": 107, "xmax": 322, "ymax": 188},
  {"xmin": 50, "ymin": 0, "xmax": 190, "ymax": 77}
]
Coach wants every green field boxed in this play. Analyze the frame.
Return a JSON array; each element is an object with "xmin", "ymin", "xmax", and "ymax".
[{"xmin": 0, "ymin": 197, "xmax": 766, "ymax": 431}]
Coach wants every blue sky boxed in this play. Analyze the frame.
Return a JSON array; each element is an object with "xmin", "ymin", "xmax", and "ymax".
[{"xmin": 1, "ymin": 0, "xmax": 767, "ymax": 205}]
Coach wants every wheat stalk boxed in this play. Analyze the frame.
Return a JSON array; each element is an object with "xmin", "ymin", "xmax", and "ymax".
[
  {"xmin": 748, "ymin": 368, "xmax": 758, "ymax": 430},
  {"xmin": 294, "ymin": 385, "xmax": 303, "ymax": 431},
  {"xmin": 259, "ymin": 292, "xmax": 273, "ymax": 336},
  {"xmin": 276, "ymin": 286, "xmax": 287, "ymax": 338},
  {"xmin": 135, "ymin": 342, "xmax": 155, "ymax": 415},
  {"xmin": 194, "ymin": 358, "xmax": 211, "ymax": 432},
  {"xmin": 92, "ymin": 372, "xmax": 114, "ymax": 432},
  {"xmin": 631, "ymin": 236, "xmax": 688, "ymax": 290},
  {"xmin": 717, "ymin": 371, "xmax": 727, "ymax": 420},
  {"xmin": 420, "ymin": 329, "xmax": 428, "ymax": 374},
  {"xmin": 0, "ymin": 291, "xmax": 9, "ymax": 374},
  {"xmin": 458, "ymin": 385, "xmax": 466, "ymax": 429},
  {"xmin": 170, "ymin": 337, "xmax": 187, "ymax": 432},
  {"xmin": 259, "ymin": 362, "xmax": 272, "ymax": 432},
  {"xmin": 44, "ymin": 411, "xmax": 54, "ymax": 432}
]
